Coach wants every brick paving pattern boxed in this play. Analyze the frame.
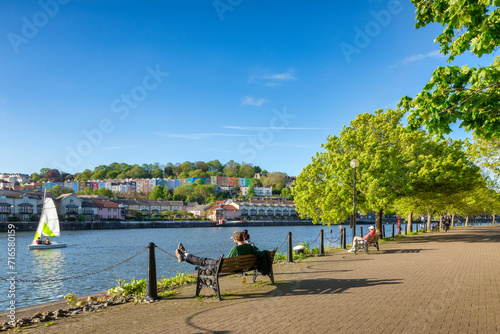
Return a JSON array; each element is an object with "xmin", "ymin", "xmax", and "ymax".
[{"xmin": 12, "ymin": 225, "xmax": 500, "ymax": 333}]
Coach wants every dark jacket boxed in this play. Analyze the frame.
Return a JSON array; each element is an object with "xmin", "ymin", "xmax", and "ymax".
[{"xmin": 257, "ymin": 250, "xmax": 273, "ymax": 276}]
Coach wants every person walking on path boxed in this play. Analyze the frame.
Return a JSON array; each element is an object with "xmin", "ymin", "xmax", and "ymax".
[
  {"xmin": 348, "ymin": 226, "xmax": 376, "ymax": 252},
  {"xmin": 175, "ymin": 231, "xmax": 262, "ymax": 266}
]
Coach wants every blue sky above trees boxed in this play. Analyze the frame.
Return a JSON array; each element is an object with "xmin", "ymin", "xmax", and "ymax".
[{"xmin": 1, "ymin": 0, "xmax": 494, "ymax": 176}]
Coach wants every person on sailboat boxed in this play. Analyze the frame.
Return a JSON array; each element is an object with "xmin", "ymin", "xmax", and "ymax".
[
  {"xmin": 44, "ymin": 237, "xmax": 51, "ymax": 245},
  {"xmin": 35, "ymin": 237, "xmax": 42, "ymax": 244}
]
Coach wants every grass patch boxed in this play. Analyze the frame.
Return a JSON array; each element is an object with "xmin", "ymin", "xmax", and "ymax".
[
  {"xmin": 251, "ymin": 280, "xmax": 266, "ymax": 287},
  {"xmin": 107, "ymin": 272, "xmax": 196, "ymax": 300},
  {"xmin": 160, "ymin": 290, "xmax": 178, "ymax": 298},
  {"xmin": 273, "ymin": 244, "xmax": 341, "ymax": 263}
]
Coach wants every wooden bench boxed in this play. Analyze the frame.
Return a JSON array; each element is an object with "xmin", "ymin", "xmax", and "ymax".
[
  {"xmin": 354, "ymin": 233, "xmax": 380, "ymax": 254},
  {"xmin": 195, "ymin": 249, "xmax": 276, "ymax": 300}
]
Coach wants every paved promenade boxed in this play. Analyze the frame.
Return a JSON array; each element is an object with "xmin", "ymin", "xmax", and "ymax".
[{"xmin": 12, "ymin": 225, "xmax": 500, "ymax": 333}]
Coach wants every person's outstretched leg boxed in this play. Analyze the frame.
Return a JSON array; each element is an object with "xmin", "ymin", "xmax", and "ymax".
[
  {"xmin": 175, "ymin": 243, "xmax": 217, "ymax": 267},
  {"xmin": 348, "ymin": 237, "xmax": 363, "ymax": 252}
]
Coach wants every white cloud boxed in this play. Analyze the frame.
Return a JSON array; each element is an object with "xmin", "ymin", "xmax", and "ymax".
[
  {"xmin": 241, "ymin": 96, "xmax": 265, "ymax": 106},
  {"xmin": 154, "ymin": 132, "xmax": 252, "ymax": 140},
  {"xmin": 222, "ymin": 125, "xmax": 329, "ymax": 130},
  {"xmin": 248, "ymin": 69, "xmax": 297, "ymax": 86},
  {"xmin": 388, "ymin": 50, "xmax": 444, "ymax": 69}
]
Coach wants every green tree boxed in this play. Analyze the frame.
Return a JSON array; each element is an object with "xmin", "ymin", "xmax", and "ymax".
[
  {"xmin": 96, "ymin": 188, "xmax": 113, "ymax": 198},
  {"xmin": 400, "ymin": 1, "xmax": 500, "ymax": 138},
  {"xmin": 261, "ymin": 172, "xmax": 287, "ymax": 192},
  {"xmin": 293, "ymin": 109, "xmax": 423, "ymax": 232},
  {"xmin": 151, "ymin": 164, "xmax": 164, "ymax": 178},
  {"xmin": 180, "ymin": 161, "xmax": 195, "ymax": 175},
  {"xmin": 246, "ymin": 186, "xmax": 256, "ymax": 199},
  {"xmin": 127, "ymin": 165, "xmax": 148, "ymax": 178},
  {"xmin": 188, "ymin": 169, "xmax": 207, "ymax": 178},
  {"xmin": 30, "ymin": 173, "xmax": 40, "ymax": 181},
  {"xmin": 223, "ymin": 160, "xmax": 239, "ymax": 176},
  {"xmin": 196, "ymin": 161, "xmax": 208, "ymax": 172},
  {"xmin": 149, "ymin": 185, "xmax": 165, "ymax": 200},
  {"xmin": 281, "ymin": 188, "xmax": 293, "ymax": 200},
  {"xmin": 392, "ymin": 136, "xmax": 484, "ymax": 231},
  {"xmin": 75, "ymin": 169, "xmax": 92, "ymax": 181},
  {"xmin": 173, "ymin": 185, "xmax": 189, "ymax": 201},
  {"xmin": 467, "ymin": 134, "xmax": 500, "ymax": 188},
  {"xmin": 163, "ymin": 187, "xmax": 172, "ymax": 200},
  {"xmin": 239, "ymin": 164, "xmax": 255, "ymax": 178},
  {"xmin": 207, "ymin": 160, "xmax": 223, "ymax": 173},
  {"xmin": 91, "ymin": 169, "xmax": 108, "ymax": 180},
  {"xmin": 250, "ymin": 178, "xmax": 262, "ymax": 187},
  {"xmin": 47, "ymin": 185, "xmax": 63, "ymax": 197},
  {"xmin": 106, "ymin": 170, "xmax": 120, "ymax": 179},
  {"xmin": 164, "ymin": 163, "xmax": 175, "ymax": 177}
]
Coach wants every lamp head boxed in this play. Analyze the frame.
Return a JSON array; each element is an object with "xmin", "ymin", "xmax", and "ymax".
[{"xmin": 350, "ymin": 159, "xmax": 359, "ymax": 168}]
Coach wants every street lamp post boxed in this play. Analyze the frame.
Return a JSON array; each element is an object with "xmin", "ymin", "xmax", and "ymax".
[{"xmin": 350, "ymin": 158, "xmax": 359, "ymax": 240}]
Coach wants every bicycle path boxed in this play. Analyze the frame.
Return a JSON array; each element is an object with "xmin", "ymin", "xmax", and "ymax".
[{"xmin": 10, "ymin": 224, "xmax": 500, "ymax": 333}]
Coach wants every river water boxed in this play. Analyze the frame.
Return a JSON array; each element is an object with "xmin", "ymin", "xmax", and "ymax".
[{"xmin": 0, "ymin": 220, "xmax": 490, "ymax": 311}]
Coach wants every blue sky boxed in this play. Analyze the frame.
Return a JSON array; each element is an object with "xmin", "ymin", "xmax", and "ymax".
[{"xmin": 0, "ymin": 0, "xmax": 494, "ymax": 177}]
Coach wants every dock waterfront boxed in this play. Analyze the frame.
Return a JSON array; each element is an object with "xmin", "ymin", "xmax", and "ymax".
[
  {"xmin": 4, "ymin": 224, "xmax": 499, "ymax": 333},
  {"xmin": 0, "ymin": 220, "xmax": 317, "ymax": 232}
]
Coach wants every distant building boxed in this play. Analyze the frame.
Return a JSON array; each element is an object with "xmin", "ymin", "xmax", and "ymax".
[{"xmin": 93, "ymin": 200, "xmax": 122, "ymax": 220}]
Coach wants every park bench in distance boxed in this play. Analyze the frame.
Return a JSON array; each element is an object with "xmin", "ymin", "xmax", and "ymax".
[
  {"xmin": 195, "ymin": 249, "xmax": 276, "ymax": 300},
  {"xmin": 354, "ymin": 233, "xmax": 380, "ymax": 254}
]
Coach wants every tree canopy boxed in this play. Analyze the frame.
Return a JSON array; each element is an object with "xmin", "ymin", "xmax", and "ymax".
[
  {"xmin": 292, "ymin": 108, "xmax": 485, "ymax": 232},
  {"xmin": 400, "ymin": 0, "xmax": 500, "ymax": 139}
]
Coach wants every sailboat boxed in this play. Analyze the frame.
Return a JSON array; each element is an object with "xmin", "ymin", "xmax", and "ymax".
[{"xmin": 28, "ymin": 192, "xmax": 67, "ymax": 250}]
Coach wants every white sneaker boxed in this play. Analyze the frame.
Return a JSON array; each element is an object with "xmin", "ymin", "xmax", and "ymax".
[{"xmin": 348, "ymin": 249, "xmax": 354, "ymax": 252}]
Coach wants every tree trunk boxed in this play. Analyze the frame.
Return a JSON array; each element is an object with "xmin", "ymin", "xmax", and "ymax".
[
  {"xmin": 451, "ymin": 213, "xmax": 455, "ymax": 227},
  {"xmin": 375, "ymin": 210, "xmax": 383, "ymax": 236},
  {"xmin": 407, "ymin": 212, "xmax": 413, "ymax": 233},
  {"xmin": 465, "ymin": 215, "xmax": 469, "ymax": 226},
  {"xmin": 492, "ymin": 215, "xmax": 496, "ymax": 225},
  {"xmin": 426, "ymin": 213, "xmax": 432, "ymax": 231},
  {"xmin": 439, "ymin": 214, "xmax": 443, "ymax": 230}
]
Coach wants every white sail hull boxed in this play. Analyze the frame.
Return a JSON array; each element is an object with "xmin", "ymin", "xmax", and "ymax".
[
  {"xmin": 29, "ymin": 192, "xmax": 66, "ymax": 250},
  {"xmin": 28, "ymin": 242, "xmax": 67, "ymax": 250}
]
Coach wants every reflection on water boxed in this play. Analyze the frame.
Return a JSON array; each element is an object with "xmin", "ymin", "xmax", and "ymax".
[{"xmin": 30, "ymin": 249, "xmax": 68, "ymax": 305}]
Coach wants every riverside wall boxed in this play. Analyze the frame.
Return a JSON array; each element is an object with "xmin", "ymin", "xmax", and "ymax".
[{"xmin": 0, "ymin": 220, "xmax": 316, "ymax": 232}]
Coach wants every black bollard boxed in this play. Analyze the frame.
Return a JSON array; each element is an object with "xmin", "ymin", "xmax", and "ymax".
[
  {"xmin": 405, "ymin": 223, "xmax": 407, "ymax": 235},
  {"xmin": 392, "ymin": 224, "xmax": 395, "ymax": 238},
  {"xmin": 319, "ymin": 229, "xmax": 325, "ymax": 256},
  {"xmin": 146, "ymin": 242, "xmax": 158, "ymax": 301},
  {"xmin": 287, "ymin": 232, "xmax": 293, "ymax": 263},
  {"xmin": 339, "ymin": 228, "xmax": 344, "ymax": 249},
  {"xmin": 342, "ymin": 228, "xmax": 347, "ymax": 250},
  {"xmin": 360, "ymin": 226, "xmax": 363, "ymax": 238}
]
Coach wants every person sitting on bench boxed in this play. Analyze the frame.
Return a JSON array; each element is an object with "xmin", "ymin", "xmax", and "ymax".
[
  {"xmin": 175, "ymin": 231, "xmax": 262, "ymax": 266},
  {"xmin": 348, "ymin": 226, "xmax": 376, "ymax": 252}
]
